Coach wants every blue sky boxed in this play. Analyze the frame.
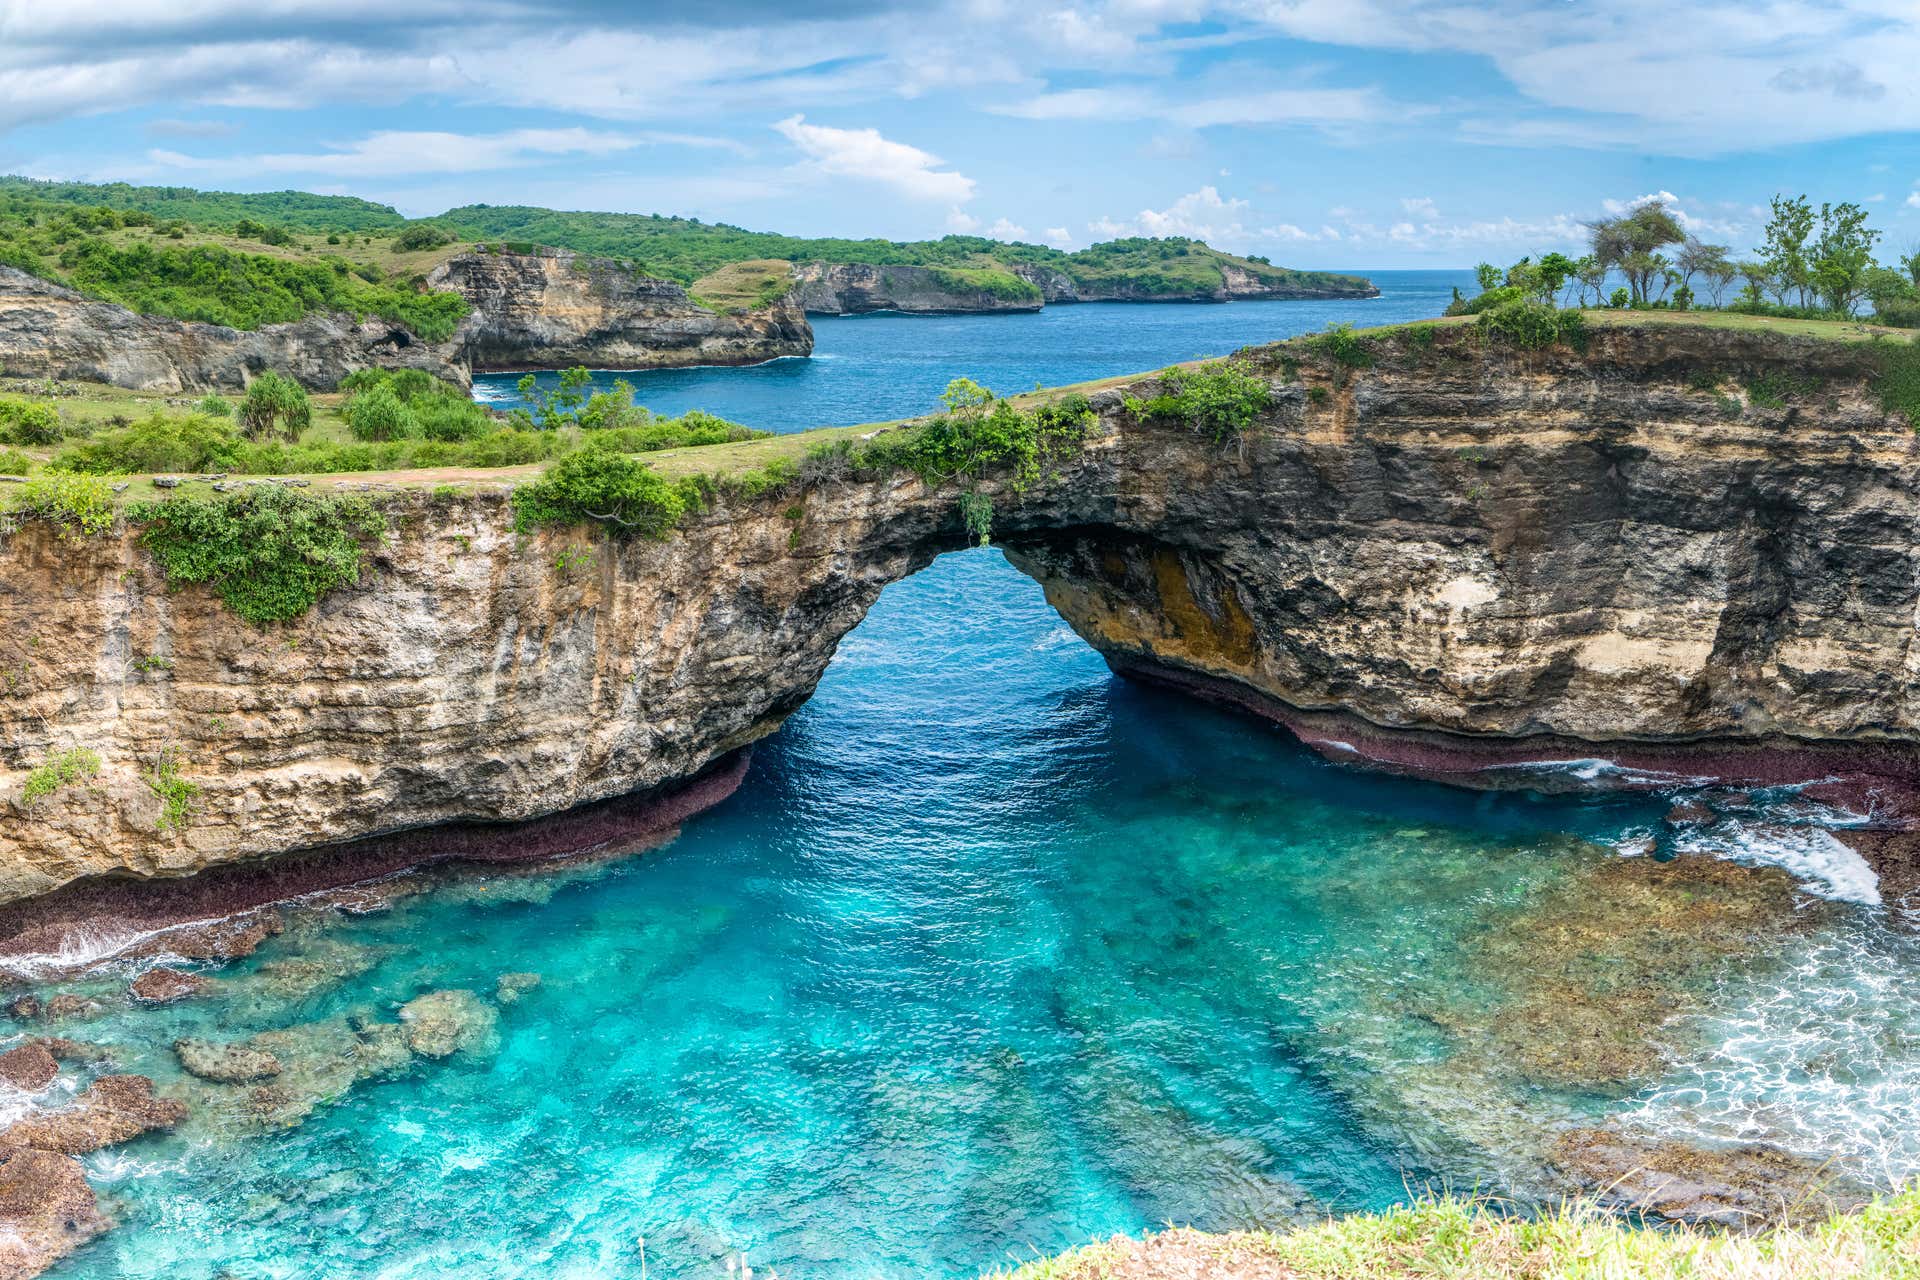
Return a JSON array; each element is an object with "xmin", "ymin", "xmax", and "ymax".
[{"xmin": 0, "ymin": 0, "xmax": 1916, "ymax": 267}]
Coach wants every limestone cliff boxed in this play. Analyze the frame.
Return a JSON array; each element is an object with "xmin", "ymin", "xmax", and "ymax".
[
  {"xmin": 1011, "ymin": 261, "xmax": 1382, "ymax": 303},
  {"xmin": 4, "ymin": 322, "xmax": 1919, "ymax": 925},
  {"xmin": 0, "ymin": 251, "xmax": 811, "ymax": 392},
  {"xmin": 0, "ymin": 265, "xmax": 463, "ymax": 392},
  {"xmin": 794, "ymin": 262, "xmax": 1042, "ymax": 315},
  {"xmin": 428, "ymin": 249, "xmax": 812, "ymax": 371}
]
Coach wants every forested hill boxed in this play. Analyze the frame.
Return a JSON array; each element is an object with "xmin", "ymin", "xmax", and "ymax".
[{"xmin": 0, "ymin": 176, "xmax": 1372, "ymax": 300}]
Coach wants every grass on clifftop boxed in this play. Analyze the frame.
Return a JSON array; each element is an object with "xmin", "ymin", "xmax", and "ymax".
[{"xmin": 993, "ymin": 1190, "xmax": 1920, "ymax": 1280}]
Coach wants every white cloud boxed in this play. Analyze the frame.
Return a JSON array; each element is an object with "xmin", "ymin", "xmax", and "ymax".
[
  {"xmin": 1400, "ymin": 196, "xmax": 1439, "ymax": 218},
  {"xmin": 147, "ymin": 127, "xmax": 708, "ymax": 179},
  {"xmin": 1868, "ymin": 193, "xmax": 1887, "ymax": 203},
  {"xmin": 1908, "ymin": 192, "xmax": 1920, "ymax": 209},
  {"xmin": 946, "ymin": 208, "xmax": 981, "ymax": 233},
  {"xmin": 996, "ymin": 84, "xmax": 1391, "ymax": 131},
  {"xmin": 1042, "ymin": 226, "xmax": 1074, "ymax": 248},
  {"xmin": 773, "ymin": 114, "xmax": 975, "ymax": 203},
  {"xmin": 1265, "ymin": 223, "xmax": 1321, "ymax": 241},
  {"xmin": 1092, "ymin": 185, "xmax": 1253, "ymax": 248},
  {"xmin": 987, "ymin": 217, "xmax": 1029, "ymax": 240}
]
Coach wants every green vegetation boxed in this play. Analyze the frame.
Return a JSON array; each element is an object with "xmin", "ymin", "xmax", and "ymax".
[
  {"xmin": 239, "ymin": 372, "xmax": 311, "ymax": 442},
  {"xmin": 1129, "ymin": 360, "xmax": 1274, "ymax": 439},
  {"xmin": 926, "ymin": 267, "xmax": 1043, "ymax": 304},
  {"xmin": 1477, "ymin": 297, "xmax": 1589, "ymax": 350},
  {"xmin": 19, "ymin": 747, "xmax": 102, "ymax": 806},
  {"xmin": 0, "ymin": 398, "xmax": 61, "ymax": 446},
  {"xmin": 1876, "ymin": 337, "xmax": 1920, "ymax": 428},
  {"xmin": 144, "ymin": 747, "xmax": 198, "ymax": 832},
  {"xmin": 433, "ymin": 203, "xmax": 1369, "ymax": 295},
  {"xmin": 0, "ymin": 446, "xmax": 36, "ymax": 474},
  {"xmin": 993, "ymin": 1190, "xmax": 1920, "ymax": 1280},
  {"xmin": 688, "ymin": 259, "xmax": 795, "ymax": 314},
  {"xmin": 510, "ymin": 446, "xmax": 695, "ymax": 539},
  {"xmin": 1309, "ymin": 321, "xmax": 1376, "ymax": 369},
  {"xmin": 129, "ymin": 486, "xmax": 388, "ymax": 625},
  {"xmin": 0, "ymin": 177, "xmax": 403, "ymax": 232},
  {"xmin": 8, "ymin": 472, "xmax": 116, "ymax": 536}
]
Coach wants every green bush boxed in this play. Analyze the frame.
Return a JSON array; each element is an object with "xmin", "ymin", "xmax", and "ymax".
[
  {"xmin": 1132, "ymin": 361, "xmax": 1272, "ymax": 439},
  {"xmin": 1309, "ymin": 321, "xmax": 1374, "ymax": 369},
  {"xmin": 130, "ymin": 486, "xmax": 388, "ymax": 624},
  {"xmin": 238, "ymin": 372, "xmax": 311, "ymax": 442},
  {"xmin": 51, "ymin": 412, "xmax": 243, "ymax": 474},
  {"xmin": 394, "ymin": 223, "xmax": 455, "ymax": 252},
  {"xmin": 1477, "ymin": 299, "xmax": 1588, "ymax": 351},
  {"xmin": 0, "ymin": 446, "xmax": 35, "ymax": 475},
  {"xmin": 345, "ymin": 383, "xmax": 418, "ymax": 441},
  {"xmin": 10, "ymin": 471, "xmax": 116, "ymax": 536},
  {"xmin": 0, "ymin": 398, "xmax": 61, "ymax": 446},
  {"xmin": 144, "ymin": 747, "xmax": 198, "ymax": 832},
  {"xmin": 511, "ymin": 446, "xmax": 690, "ymax": 538},
  {"xmin": 20, "ymin": 747, "xmax": 102, "ymax": 806},
  {"xmin": 1874, "ymin": 338, "xmax": 1920, "ymax": 428},
  {"xmin": 195, "ymin": 394, "xmax": 233, "ymax": 418}
]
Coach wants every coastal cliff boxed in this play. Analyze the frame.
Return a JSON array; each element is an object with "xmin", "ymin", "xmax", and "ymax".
[
  {"xmin": 794, "ymin": 258, "xmax": 1380, "ymax": 314},
  {"xmin": 429, "ymin": 249, "xmax": 812, "ymax": 371},
  {"xmin": 794, "ymin": 261, "xmax": 1043, "ymax": 314},
  {"xmin": 0, "ymin": 251, "xmax": 811, "ymax": 392},
  {"xmin": 0, "ymin": 265, "xmax": 463, "ymax": 392},
  {"xmin": 1011, "ymin": 260, "xmax": 1382, "ymax": 303},
  {"xmin": 4, "ymin": 321, "xmax": 1919, "ymax": 927}
]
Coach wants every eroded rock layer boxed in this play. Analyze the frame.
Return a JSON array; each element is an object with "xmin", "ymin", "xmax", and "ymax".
[{"xmin": 3, "ymin": 323, "xmax": 1918, "ymax": 923}]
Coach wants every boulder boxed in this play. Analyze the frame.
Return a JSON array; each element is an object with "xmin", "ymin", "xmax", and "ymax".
[
  {"xmin": 0, "ymin": 1146, "xmax": 106, "ymax": 1280},
  {"xmin": 398, "ymin": 989, "xmax": 498, "ymax": 1059},
  {"xmin": 42, "ymin": 996, "xmax": 100, "ymax": 1023},
  {"xmin": 2, "ymin": 1075, "xmax": 186, "ymax": 1155},
  {"xmin": 174, "ymin": 1038, "xmax": 282, "ymax": 1085},
  {"xmin": 3, "ymin": 998, "xmax": 39, "ymax": 1022},
  {"xmin": 0, "ymin": 1045, "xmax": 57, "ymax": 1092},
  {"xmin": 129, "ymin": 969, "xmax": 209, "ymax": 1005},
  {"xmin": 1550, "ymin": 1126, "xmax": 1870, "ymax": 1229},
  {"xmin": 495, "ymin": 972, "xmax": 541, "ymax": 1004}
]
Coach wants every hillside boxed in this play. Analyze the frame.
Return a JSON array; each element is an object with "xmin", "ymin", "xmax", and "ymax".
[{"xmin": 0, "ymin": 176, "xmax": 1375, "ymax": 316}]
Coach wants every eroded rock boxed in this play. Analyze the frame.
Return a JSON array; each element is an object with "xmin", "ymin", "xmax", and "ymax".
[
  {"xmin": 42, "ymin": 996, "xmax": 99, "ymax": 1023},
  {"xmin": 1551, "ymin": 1125, "xmax": 1870, "ymax": 1229},
  {"xmin": 128, "ymin": 969, "xmax": 209, "ymax": 1006},
  {"xmin": 398, "ymin": 989, "xmax": 498, "ymax": 1059},
  {"xmin": 3, "ymin": 998, "xmax": 39, "ymax": 1022},
  {"xmin": 0, "ymin": 1045, "xmax": 57, "ymax": 1093},
  {"xmin": 2, "ymin": 1075, "xmax": 185, "ymax": 1155},
  {"xmin": 0, "ymin": 1145, "xmax": 105, "ymax": 1280},
  {"xmin": 174, "ymin": 1038, "xmax": 281, "ymax": 1085},
  {"xmin": 495, "ymin": 972, "xmax": 541, "ymax": 1004}
]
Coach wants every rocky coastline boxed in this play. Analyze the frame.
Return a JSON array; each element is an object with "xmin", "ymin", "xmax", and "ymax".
[{"xmin": 795, "ymin": 259, "xmax": 1381, "ymax": 315}]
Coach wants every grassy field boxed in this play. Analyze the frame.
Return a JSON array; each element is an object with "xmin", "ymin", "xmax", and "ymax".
[{"xmin": 992, "ymin": 1191, "xmax": 1920, "ymax": 1280}]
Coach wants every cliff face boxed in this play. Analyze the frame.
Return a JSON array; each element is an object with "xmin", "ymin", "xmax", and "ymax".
[
  {"xmin": 0, "ymin": 265, "xmax": 463, "ymax": 392},
  {"xmin": 1011, "ymin": 261, "xmax": 1382, "ymax": 303},
  {"xmin": 0, "ymin": 252, "xmax": 811, "ymax": 392},
  {"xmin": 794, "ymin": 262, "xmax": 1042, "ymax": 315},
  {"xmin": 428, "ymin": 250, "xmax": 812, "ymax": 371},
  {"xmin": 3, "ymin": 323, "xmax": 1918, "ymax": 922}
]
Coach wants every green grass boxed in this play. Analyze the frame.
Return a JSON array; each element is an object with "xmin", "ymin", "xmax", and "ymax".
[
  {"xmin": 991, "ymin": 1189, "xmax": 1920, "ymax": 1280},
  {"xmin": 688, "ymin": 259, "xmax": 795, "ymax": 313}
]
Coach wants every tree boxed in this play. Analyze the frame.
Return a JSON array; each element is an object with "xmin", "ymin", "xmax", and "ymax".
[
  {"xmin": 1903, "ymin": 245, "xmax": 1920, "ymax": 288},
  {"xmin": 1474, "ymin": 262, "xmax": 1502, "ymax": 294},
  {"xmin": 1573, "ymin": 255, "xmax": 1607, "ymax": 307},
  {"xmin": 1735, "ymin": 260, "xmax": 1772, "ymax": 306},
  {"xmin": 514, "ymin": 366, "xmax": 596, "ymax": 429},
  {"xmin": 1587, "ymin": 201, "xmax": 1684, "ymax": 303},
  {"xmin": 1809, "ymin": 201, "xmax": 1880, "ymax": 314},
  {"xmin": 1535, "ymin": 252, "xmax": 1577, "ymax": 305},
  {"xmin": 1761, "ymin": 195, "xmax": 1816, "ymax": 307},
  {"xmin": 237, "ymin": 371, "xmax": 310, "ymax": 442},
  {"xmin": 1675, "ymin": 237, "xmax": 1732, "ymax": 294}
]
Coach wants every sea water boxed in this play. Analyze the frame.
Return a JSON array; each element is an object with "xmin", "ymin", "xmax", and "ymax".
[{"xmin": 32, "ymin": 278, "xmax": 1920, "ymax": 1276}]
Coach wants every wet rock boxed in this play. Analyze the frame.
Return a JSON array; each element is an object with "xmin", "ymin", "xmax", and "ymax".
[
  {"xmin": 174, "ymin": 1038, "xmax": 281, "ymax": 1084},
  {"xmin": 212, "ymin": 1015, "xmax": 420, "ymax": 1133},
  {"xmin": 495, "ymin": 972, "xmax": 541, "ymax": 1004},
  {"xmin": 250, "ymin": 941, "xmax": 380, "ymax": 1000},
  {"xmin": 2, "ymin": 1075, "xmax": 186, "ymax": 1155},
  {"xmin": 4, "ymin": 997, "xmax": 40, "ymax": 1022},
  {"xmin": 129, "ymin": 968, "xmax": 209, "ymax": 1006},
  {"xmin": 135, "ymin": 910, "xmax": 284, "ymax": 964},
  {"xmin": 1663, "ymin": 798, "xmax": 1715, "ymax": 825},
  {"xmin": 42, "ymin": 996, "xmax": 99, "ymax": 1023},
  {"xmin": 398, "ymin": 989, "xmax": 497, "ymax": 1059},
  {"xmin": 0, "ymin": 1145, "xmax": 106, "ymax": 1279},
  {"xmin": 1551, "ymin": 1125, "xmax": 1870, "ymax": 1229},
  {"xmin": 0, "ymin": 1044, "xmax": 58, "ymax": 1092}
]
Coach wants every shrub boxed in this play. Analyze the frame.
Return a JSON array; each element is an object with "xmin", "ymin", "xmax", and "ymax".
[
  {"xmin": 10, "ymin": 471, "xmax": 116, "ymax": 536},
  {"xmin": 196, "ymin": 394, "xmax": 233, "ymax": 418},
  {"xmin": 1310, "ymin": 322, "xmax": 1374, "ymax": 368},
  {"xmin": 1132, "ymin": 361, "xmax": 1272, "ymax": 439},
  {"xmin": 51, "ymin": 412, "xmax": 243, "ymax": 474},
  {"xmin": 144, "ymin": 747, "xmax": 198, "ymax": 832},
  {"xmin": 238, "ymin": 372, "xmax": 311, "ymax": 442},
  {"xmin": 0, "ymin": 399, "xmax": 61, "ymax": 446},
  {"xmin": 344, "ymin": 383, "xmax": 418, "ymax": 441},
  {"xmin": 130, "ymin": 486, "xmax": 388, "ymax": 624},
  {"xmin": 511, "ymin": 447, "xmax": 689, "ymax": 538},
  {"xmin": 1874, "ymin": 338, "xmax": 1920, "ymax": 428},
  {"xmin": 394, "ymin": 223, "xmax": 455, "ymax": 252},
  {"xmin": 20, "ymin": 747, "xmax": 102, "ymax": 806},
  {"xmin": 1477, "ymin": 299, "xmax": 1588, "ymax": 351},
  {"xmin": 0, "ymin": 446, "xmax": 35, "ymax": 475}
]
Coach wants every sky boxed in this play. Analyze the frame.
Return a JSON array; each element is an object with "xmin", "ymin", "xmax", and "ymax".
[{"xmin": 0, "ymin": 0, "xmax": 1916, "ymax": 268}]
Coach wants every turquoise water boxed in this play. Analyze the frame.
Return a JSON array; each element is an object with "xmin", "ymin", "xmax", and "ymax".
[{"xmin": 20, "ymin": 285, "xmax": 1920, "ymax": 1277}]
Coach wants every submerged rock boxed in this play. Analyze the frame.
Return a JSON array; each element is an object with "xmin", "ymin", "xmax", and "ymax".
[
  {"xmin": 0, "ymin": 1045, "xmax": 57, "ymax": 1092},
  {"xmin": 1550, "ymin": 1125, "xmax": 1870, "ymax": 1229},
  {"xmin": 398, "ymin": 990, "xmax": 498, "ymax": 1059},
  {"xmin": 174, "ymin": 1038, "xmax": 281, "ymax": 1085},
  {"xmin": 2, "ymin": 1075, "xmax": 185, "ymax": 1155},
  {"xmin": 494, "ymin": 972, "xmax": 541, "ymax": 1004},
  {"xmin": 138, "ymin": 909, "xmax": 284, "ymax": 963},
  {"xmin": 0, "ymin": 1145, "xmax": 105, "ymax": 1280},
  {"xmin": 249, "ymin": 941, "xmax": 382, "ymax": 1001},
  {"xmin": 3, "ymin": 998, "xmax": 39, "ymax": 1022},
  {"xmin": 128, "ymin": 968, "xmax": 210, "ymax": 1006},
  {"xmin": 41, "ymin": 996, "xmax": 100, "ymax": 1023},
  {"xmin": 206, "ymin": 1014, "xmax": 418, "ymax": 1133}
]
